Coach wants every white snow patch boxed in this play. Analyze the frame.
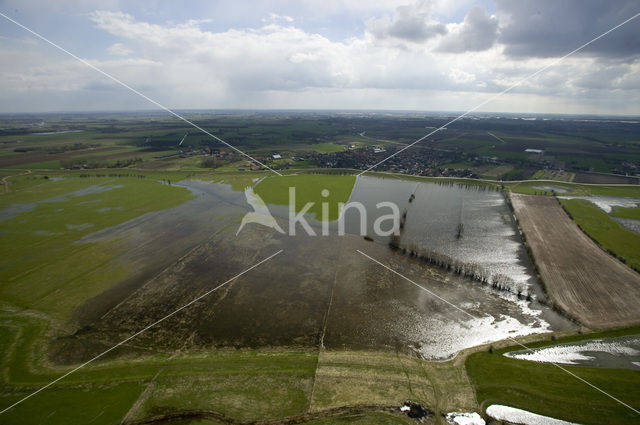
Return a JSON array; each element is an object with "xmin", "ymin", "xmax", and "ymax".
[
  {"xmin": 486, "ymin": 405, "xmax": 579, "ymax": 425},
  {"xmin": 445, "ymin": 411, "xmax": 485, "ymax": 425}
]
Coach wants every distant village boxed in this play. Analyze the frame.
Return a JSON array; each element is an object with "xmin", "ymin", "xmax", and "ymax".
[{"xmin": 188, "ymin": 143, "xmax": 556, "ymax": 179}]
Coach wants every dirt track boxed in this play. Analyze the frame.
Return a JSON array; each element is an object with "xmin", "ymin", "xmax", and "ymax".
[
  {"xmin": 511, "ymin": 193, "xmax": 640, "ymax": 328},
  {"xmin": 125, "ymin": 404, "xmax": 413, "ymax": 425}
]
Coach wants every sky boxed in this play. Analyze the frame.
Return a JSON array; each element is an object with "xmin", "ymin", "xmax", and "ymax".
[{"xmin": 0, "ymin": 0, "xmax": 639, "ymax": 115}]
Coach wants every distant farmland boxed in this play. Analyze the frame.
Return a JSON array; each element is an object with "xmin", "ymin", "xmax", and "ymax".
[{"xmin": 511, "ymin": 193, "xmax": 640, "ymax": 328}]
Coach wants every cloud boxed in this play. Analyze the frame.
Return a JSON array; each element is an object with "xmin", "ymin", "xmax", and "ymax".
[
  {"xmin": 262, "ymin": 13, "xmax": 294, "ymax": 24},
  {"xmin": 107, "ymin": 42, "xmax": 133, "ymax": 56},
  {"xmin": 88, "ymin": 10, "xmax": 451, "ymax": 93},
  {"xmin": 367, "ymin": 0, "xmax": 447, "ymax": 43},
  {"xmin": 437, "ymin": 6, "xmax": 498, "ymax": 53},
  {"xmin": 1, "ymin": 3, "xmax": 639, "ymax": 114},
  {"xmin": 496, "ymin": 0, "xmax": 640, "ymax": 58}
]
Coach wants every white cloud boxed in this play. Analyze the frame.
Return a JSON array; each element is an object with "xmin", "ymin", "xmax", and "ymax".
[
  {"xmin": 107, "ymin": 42, "xmax": 133, "ymax": 56},
  {"xmin": 367, "ymin": 0, "xmax": 447, "ymax": 43},
  {"xmin": 449, "ymin": 68, "xmax": 476, "ymax": 84},
  {"xmin": 262, "ymin": 13, "xmax": 294, "ymax": 24},
  {"xmin": 0, "ymin": 3, "xmax": 638, "ymax": 114},
  {"xmin": 437, "ymin": 6, "xmax": 498, "ymax": 53}
]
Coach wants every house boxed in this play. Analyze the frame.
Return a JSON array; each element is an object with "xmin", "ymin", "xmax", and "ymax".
[{"xmin": 272, "ymin": 154, "xmax": 282, "ymax": 159}]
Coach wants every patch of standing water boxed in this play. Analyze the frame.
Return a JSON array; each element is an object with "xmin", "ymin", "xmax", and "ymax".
[
  {"xmin": 406, "ymin": 312, "xmax": 551, "ymax": 360},
  {"xmin": 486, "ymin": 405, "xmax": 579, "ymax": 425},
  {"xmin": 612, "ymin": 217, "xmax": 640, "ymax": 234},
  {"xmin": 532, "ymin": 186, "xmax": 572, "ymax": 193},
  {"xmin": 0, "ymin": 183, "xmax": 124, "ymax": 222},
  {"xmin": 504, "ymin": 334, "xmax": 640, "ymax": 370},
  {"xmin": 558, "ymin": 195, "xmax": 640, "ymax": 213}
]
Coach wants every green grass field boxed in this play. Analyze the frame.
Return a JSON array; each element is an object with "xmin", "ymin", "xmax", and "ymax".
[
  {"xmin": 466, "ymin": 327, "xmax": 640, "ymax": 425},
  {"xmin": 559, "ymin": 198, "xmax": 640, "ymax": 271},
  {"xmin": 0, "ymin": 175, "xmax": 195, "ymax": 319},
  {"xmin": 0, "ymin": 308, "xmax": 320, "ymax": 424},
  {"xmin": 508, "ymin": 180, "xmax": 640, "ymax": 197},
  {"xmin": 254, "ymin": 174, "xmax": 356, "ymax": 221},
  {"xmin": 0, "ymin": 307, "xmax": 430, "ymax": 425},
  {"xmin": 611, "ymin": 206, "xmax": 640, "ymax": 221}
]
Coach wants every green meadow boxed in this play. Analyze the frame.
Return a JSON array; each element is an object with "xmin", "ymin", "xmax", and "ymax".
[
  {"xmin": 0, "ymin": 175, "xmax": 194, "ymax": 320},
  {"xmin": 467, "ymin": 327, "xmax": 640, "ymax": 425},
  {"xmin": 559, "ymin": 198, "xmax": 640, "ymax": 271},
  {"xmin": 611, "ymin": 205, "xmax": 640, "ymax": 221},
  {"xmin": 254, "ymin": 174, "xmax": 356, "ymax": 221}
]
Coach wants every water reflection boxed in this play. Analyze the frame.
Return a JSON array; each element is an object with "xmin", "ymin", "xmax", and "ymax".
[{"xmin": 68, "ymin": 177, "xmax": 575, "ymax": 362}]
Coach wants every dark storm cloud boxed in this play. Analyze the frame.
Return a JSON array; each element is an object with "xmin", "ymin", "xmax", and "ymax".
[
  {"xmin": 497, "ymin": 0, "xmax": 640, "ymax": 58},
  {"xmin": 369, "ymin": 1, "xmax": 447, "ymax": 43},
  {"xmin": 437, "ymin": 6, "xmax": 498, "ymax": 53}
]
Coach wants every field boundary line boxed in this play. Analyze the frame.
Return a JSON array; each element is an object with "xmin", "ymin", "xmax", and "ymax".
[
  {"xmin": 0, "ymin": 249, "xmax": 283, "ymax": 415},
  {"xmin": 0, "ymin": 12, "xmax": 282, "ymax": 177},
  {"xmin": 356, "ymin": 249, "xmax": 640, "ymax": 415},
  {"xmin": 358, "ymin": 10, "xmax": 640, "ymax": 176}
]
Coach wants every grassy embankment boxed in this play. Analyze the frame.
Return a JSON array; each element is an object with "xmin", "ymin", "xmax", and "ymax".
[
  {"xmin": 467, "ymin": 326, "xmax": 640, "ymax": 425},
  {"xmin": 558, "ymin": 198, "xmax": 640, "ymax": 271}
]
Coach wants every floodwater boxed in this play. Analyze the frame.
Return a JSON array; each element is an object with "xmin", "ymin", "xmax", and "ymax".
[
  {"xmin": 504, "ymin": 334, "xmax": 640, "ymax": 370},
  {"xmin": 559, "ymin": 195, "xmax": 640, "ymax": 213},
  {"xmin": 53, "ymin": 177, "xmax": 574, "ymax": 363},
  {"xmin": 347, "ymin": 176, "xmax": 540, "ymax": 297},
  {"xmin": 0, "ymin": 183, "xmax": 124, "ymax": 222},
  {"xmin": 558, "ymin": 194, "xmax": 640, "ymax": 234},
  {"xmin": 533, "ymin": 186, "xmax": 572, "ymax": 193},
  {"xmin": 613, "ymin": 217, "xmax": 640, "ymax": 234}
]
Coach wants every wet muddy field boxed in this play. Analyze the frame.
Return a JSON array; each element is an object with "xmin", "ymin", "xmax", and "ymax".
[{"xmin": 52, "ymin": 177, "xmax": 575, "ymax": 364}]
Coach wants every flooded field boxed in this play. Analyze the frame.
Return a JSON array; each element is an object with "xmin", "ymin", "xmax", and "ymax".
[
  {"xmin": 53, "ymin": 177, "xmax": 574, "ymax": 363},
  {"xmin": 354, "ymin": 177, "xmax": 537, "ymax": 296}
]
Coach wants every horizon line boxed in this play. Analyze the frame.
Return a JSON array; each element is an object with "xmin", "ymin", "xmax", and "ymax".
[{"xmin": 1, "ymin": 108, "xmax": 639, "ymax": 119}]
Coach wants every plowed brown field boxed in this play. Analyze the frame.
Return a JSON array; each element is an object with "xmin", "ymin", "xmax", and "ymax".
[{"xmin": 511, "ymin": 193, "xmax": 640, "ymax": 328}]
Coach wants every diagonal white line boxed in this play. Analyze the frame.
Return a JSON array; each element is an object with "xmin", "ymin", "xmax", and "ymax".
[
  {"xmin": 358, "ymin": 10, "xmax": 640, "ymax": 176},
  {"xmin": 356, "ymin": 249, "xmax": 640, "ymax": 415},
  {"xmin": 0, "ymin": 249, "xmax": 283, "ymax": 415},
  {"xmin": 0, "ymin": 11, "xmax": 283, "ymax": 177},
  {"xmin": 487, "ymin": 132, "xmax": 507, "ymax": 144}
]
